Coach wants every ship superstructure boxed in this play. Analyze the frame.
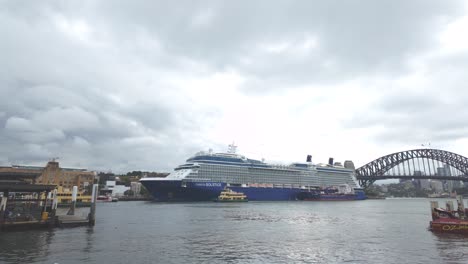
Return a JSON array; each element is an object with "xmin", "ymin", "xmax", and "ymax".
[{"xmin": 140, "ymin": 144, "xmax": 365, "ymax": 201}]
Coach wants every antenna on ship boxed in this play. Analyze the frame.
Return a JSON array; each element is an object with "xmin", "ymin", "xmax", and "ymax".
[{"xmin": 228, "ymin": 142, "xmax": 237, "ymax": 154}]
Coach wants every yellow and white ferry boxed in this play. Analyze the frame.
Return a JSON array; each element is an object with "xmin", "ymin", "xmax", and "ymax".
[
  {"xmin": 214, "ymin": 188, "xmax": 248, "ymax": 202},
  {"xmin": 55, "ymin": 186, "xmax": 92, "ymax": 207}
]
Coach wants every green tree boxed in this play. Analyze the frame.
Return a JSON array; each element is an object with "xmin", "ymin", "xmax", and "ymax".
[
  {"xmin": 97, "ymin": 172, "xmax": 115, "ymax": 185},
  {"xmin": 140, "ymin": 185, "xmax": 150, "ymax": 197},
  {"xmin": 119, "ymin": 176, "xmax": 131, "ymax": 186},
  {"xmin": 365, "ymin": 185, "xmax": 383, "ymax": 197},
  {"xmin": 126, "ymin": 171, "xmax": 143, "ymax": 176}
]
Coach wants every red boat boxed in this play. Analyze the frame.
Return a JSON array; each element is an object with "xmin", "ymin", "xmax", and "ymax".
[
  {"xmin": 429, "ymin": 196, "xmax": 468, "ymax": 234},
  {"xmin": 97, "ymin": 195, "xmax": 113, "ymax": 202}
]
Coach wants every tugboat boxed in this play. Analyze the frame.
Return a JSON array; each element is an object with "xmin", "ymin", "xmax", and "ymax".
[
  {"xmin": 429, "ymin": 195, "xmax": 468, "ymax": 234},
  {"xmin": 214, "ymin": 188, "xmax": 248, "ymax": 202}
]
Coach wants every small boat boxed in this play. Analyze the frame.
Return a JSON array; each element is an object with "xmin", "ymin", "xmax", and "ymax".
[
  {"xmin": 429, "ymin": 195, "xmax": 468, "ymax": 234},
  {"xmin": 214, "ymin": 188, "xmax": 248, "ymax": 202},
  {"xmin": 97, "ymin": 195, "xmax": 113, "ymax": 202}
]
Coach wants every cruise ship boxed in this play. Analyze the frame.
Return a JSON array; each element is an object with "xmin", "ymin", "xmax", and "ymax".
[{"xmin": 140, "ymin": 144, "xmax": 366, "ymax": 201}]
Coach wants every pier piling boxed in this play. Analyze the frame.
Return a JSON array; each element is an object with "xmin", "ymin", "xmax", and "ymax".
[
  {"xmin": 88, "ymin": 184, "xmax": 98, "ymax": 226},
  {"xmin": 41, "ymin": 191, "xmax": 51, "ymax": 221},
  {"xmin": 49, "ymin": 189, "xmax": 58, "ymax": 227},
  {"xmin": 430, "ymin": 201, "xmax": 439, "ymax": 220},
  {"xmin": 67, "ymin": 186, "xmax": 78, "ymax": 215},
  {"xmin": 456, "ymin": 195, "xmax": 465, "ymax": 219},
  {"xmin": 0, "ymin": 192, "xmax": 7, "ymax": 223},
  {"xmin": 445, "ymin": 201, "xmax": 454, "ymax": 211}
]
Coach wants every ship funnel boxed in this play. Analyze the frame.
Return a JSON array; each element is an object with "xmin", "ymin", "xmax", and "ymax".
[
  {"xmin": 306, "ymin": 155, "xmax": 312, "ymax": 163},
  {"xmin": 328, "ymin": 157, "xmax": 334, "ymax": 166},
  {"xmin": 344, "ymin": 160, "xmax": 355, "ymax": 170}
]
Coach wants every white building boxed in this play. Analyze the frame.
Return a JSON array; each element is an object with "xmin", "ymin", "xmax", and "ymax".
[
  {"xmin": 419, "ymin": 179, "xmax": 431, "ymax": 190},
  {"xmin": 130, "ymin": 182, "xmax": 142, "ymax": 196},
  {"xmin": 103, "ymin": 180, "xmax": 130, "ymax": 197},
  {"xmin": 431, "ymin": 180, "xmax": 444, "ymax": 193}
]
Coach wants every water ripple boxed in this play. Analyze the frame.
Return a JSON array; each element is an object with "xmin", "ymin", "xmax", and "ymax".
[{"xmin": 1, "ymin": 200, "xmax": 468, "ymax": 263}]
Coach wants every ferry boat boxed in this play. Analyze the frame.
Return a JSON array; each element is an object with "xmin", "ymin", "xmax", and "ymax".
[
  {"xmin": 215, "ymin": 188, "xmax": 248, "ymax": 202},
  {"xmin": 429, "ymin": 196, "xmax": 468, "ymax": 234},
  {"xmin": 140, "ymin": 144, "xmax": 366, "ymax": 202},
  {"xmin": 55, "ymin": 186, "xmax": 92, "ymax": 207}
]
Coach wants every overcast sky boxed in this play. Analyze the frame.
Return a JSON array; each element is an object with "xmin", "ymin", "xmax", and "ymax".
[{"xmin": 1, "ymin": 1, "xmax": 468, "ymax": 173}]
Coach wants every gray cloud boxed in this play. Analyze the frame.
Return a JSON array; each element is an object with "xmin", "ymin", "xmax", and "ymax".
[
  {"xmin": 1, "ymin": 1, "xmax": 467, "ymax": 172},
  {"xmin": 0, "ymin": 2, "xmax": 217, "ymax": 171},
  {"xmin": 94, "ymin": 0, "xmax": 464, "ymax": 90},
  {"xmin": 344, "ymin": 67, "xmax": 468, "ymax": 145}
]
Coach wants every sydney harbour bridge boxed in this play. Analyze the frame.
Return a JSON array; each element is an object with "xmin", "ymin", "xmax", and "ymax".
[{"xmin": 355, "ymin": 149, "xmax": 468, "ymax": 188}]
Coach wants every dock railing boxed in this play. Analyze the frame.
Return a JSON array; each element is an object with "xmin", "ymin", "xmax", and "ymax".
[{"xmin": 1, "ymin": 184, "xmax": 98, "ymax": 231}]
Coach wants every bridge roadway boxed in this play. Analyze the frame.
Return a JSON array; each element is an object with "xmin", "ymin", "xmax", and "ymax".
[{"xmin": 356, "ymin": 175, "xmax": 468, "ymax": 182}]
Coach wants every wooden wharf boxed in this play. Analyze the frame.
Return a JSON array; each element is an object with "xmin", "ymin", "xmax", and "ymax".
[{"xmin": 0, "ymin": 182, "xmax": 98, "ymax": 231}]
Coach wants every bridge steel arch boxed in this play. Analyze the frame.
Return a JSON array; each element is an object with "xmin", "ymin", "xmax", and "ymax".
[{"xmin": 355, "ymin": 149, "xmax": 468, "ymax": 188}]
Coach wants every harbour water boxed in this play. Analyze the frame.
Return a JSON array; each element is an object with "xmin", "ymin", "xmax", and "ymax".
[{"xmin": 1, "ymin": 199, "xmax": 468, "ymax": 264}]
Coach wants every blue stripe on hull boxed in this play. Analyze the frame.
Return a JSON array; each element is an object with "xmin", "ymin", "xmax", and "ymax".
[
  {"xmin": 141, "ymin": 180, "xmax": 367, "ymax": 201},
  {"xmin": 141, "ymin": 180, "xmax": 225, "ymax": 201},
  {"xmin": 355, "ymin": 191, "xmax": 367, "ymax": 200},
  {"xmin": 229, "ymin": 187, "xmax": 302, "ymax": 201},
  {"xmin": 302, "ymin": 190, "xmax": 367, "ymax": 201}
]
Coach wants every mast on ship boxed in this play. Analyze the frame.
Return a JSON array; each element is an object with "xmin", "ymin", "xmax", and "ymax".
[{"xmin": 227, "ymin": 142, "xmax": 237, "ymax": 154}]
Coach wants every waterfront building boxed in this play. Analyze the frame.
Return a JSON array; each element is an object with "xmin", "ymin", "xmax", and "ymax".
[
  {"xmin": 445, "ymin": 180, "xmax": 462, "ymax": 193},
  {"xmin": 0, "ymin": 160, "xmax": 95, "ymax": 192},
  {"xmin": 431, "ymin": 180, "xmax": 444, "ymax": 193},
  {"xmin": 100, "ymin": 180, "xmax": 130, "ymax": 197},
  {"xmin": 418, "ymin": 179, "xmax": 431, "ymax": 190},
  {"xmin": 437, "ymin": 165, "xmax": 451, "ymax": 177},
  {"xmin": 130, "ymin": 182, "xmax": 142, "ymax": 196}
]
